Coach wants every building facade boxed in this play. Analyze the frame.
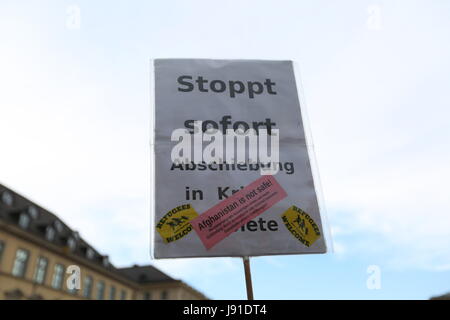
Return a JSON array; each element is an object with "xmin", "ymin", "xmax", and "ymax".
[{"xmin": 0, "ymin": 184, "xmax": 207, "ymax": 300}]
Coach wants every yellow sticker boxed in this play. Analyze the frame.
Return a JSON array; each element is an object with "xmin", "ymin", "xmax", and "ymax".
[
  {"xmin": 281, "ymin": 205, "xmax": 321, "ymax": 247},
  {"xmin": 156, "ymin": 204, "xmax": 199, "ymax": 243}
]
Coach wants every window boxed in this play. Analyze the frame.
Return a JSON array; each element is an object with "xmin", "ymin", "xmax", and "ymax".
[
  {"xmin": 33, "ymin": 256, "xmax": 48, "ymax": 284},
  {"xmin": 143, "ymin": 292, "xmax": 151, "ymax": 300},
  {"xmin": 67, "ymin": 237, "xmax": 76, "ymax": 251},
  {"xmin": 54, "ymin": 220, "xmax": 63, "ymax": 233},
  {"xmin": 109, "ymin": 286, "xmax": 116, "ymax": 300},
  {"xmin": 0, "ymin": 241, "xmax": 5, "ymax": 266},
  {"xmin": 161, "ymin": 290, "xmax": 168, "ymax": 300},
  {"xmin": 18, "ymin": 213, "xmax": 30, "ymax": 229},
  {"xmin": 12, "ymin": 248, "xmax": 29, "ymax": 277},
  {"xmin": 28, "ymin": 206, "xmax": 39, "ymax": 219},
  {"xmin": 51, "ymin": 264, "xmax": 65, "ymax": 289},
  {"xmin": 96, "ymin": 281, "xmax": 105, "ymax": 300},
  {"xmin": 45, "ymin": 226, "xmax": 56, "ymax": 241},
  {"xmin": 67, "ymin": 273, "xmax": 79, "ymax": 295},
  {"xmin": 67, "ymin": 284, "xmax": 78, "ymax": 295},
  {"xmin": 120, "ymin": 289, "xmax": 127, "ymax": 300},
  {"xmin": 83, "ymin": 276, "xmax": 93, "ymax": 298},
  {"xmin": 1, "ymin": 190, "xmax": 13, "ymax": 206},
  {"xmin": 102, "ymin": 256, "xmax": 109, "ymax": 267},
  {"xmin": 86, "ymin": 248, "xmax": 94, "ymax": 259}
]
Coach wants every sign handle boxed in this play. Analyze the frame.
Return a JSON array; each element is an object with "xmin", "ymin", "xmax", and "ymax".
[{"xmin": 242, "ymin": 256, "xmax": 254, "ymax": 300}]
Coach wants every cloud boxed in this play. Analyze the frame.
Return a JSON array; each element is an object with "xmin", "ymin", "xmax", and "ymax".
[
  {"xmin": 1, "ymin": 1, "xmax": 450, "ymax": 282},
  {"xmin": 308, "ymin": 15, "xmax": 450, "ymax": 270}
]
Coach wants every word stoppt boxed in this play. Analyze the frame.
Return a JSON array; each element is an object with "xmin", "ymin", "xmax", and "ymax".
[{"xmin": 177, "ymin": 75, "xmax": 277, "ymax": 99}]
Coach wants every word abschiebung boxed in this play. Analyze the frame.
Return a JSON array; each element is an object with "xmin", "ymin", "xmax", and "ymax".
[{"xmin": 171, "ymin": 121, "xmax": 280, "ymax": 175}]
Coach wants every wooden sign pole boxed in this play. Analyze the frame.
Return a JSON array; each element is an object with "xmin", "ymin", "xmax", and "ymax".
[{"xmin": 242, "ymin": 256, "xmax": 254, "ymax": 300}]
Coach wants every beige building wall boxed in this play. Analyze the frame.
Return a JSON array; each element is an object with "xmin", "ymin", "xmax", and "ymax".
[
  {"xmin": 137, "ymin": 281, "xmax": 207, "ymax": 300},
  {"xmin": 0, "ymin": 224, "xmax": 207, "ymax": 300},
  {"xmin": 0, "ymin": 227, "xmax": 135, "ymax": 300}
]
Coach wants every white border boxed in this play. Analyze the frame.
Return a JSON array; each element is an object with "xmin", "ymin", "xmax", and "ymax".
[
  {"xmin": 149, "ymin": 59, "xmax": 156, "ymax": 259},
  {"xmin": 292, "ymin": 61, "xmax": 334, "ymax": 253},
  {"xmin": 149, "ymin": 58, "xmax": 333, "ymax": 258}
]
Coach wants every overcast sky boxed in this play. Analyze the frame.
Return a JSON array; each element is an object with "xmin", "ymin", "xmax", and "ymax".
[{"xmin": 0, "ymin": 0, "xmax": 449, "ymax": 299}]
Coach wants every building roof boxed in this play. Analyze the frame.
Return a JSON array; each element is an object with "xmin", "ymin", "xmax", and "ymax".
[
  {"xmin": 118, "ymin": 265, "xmax": 209, "ymax": 299},
  {"xmin": 0, "ymin": 183, "xmax": 114, "ymax": 272},
  {"xmin": 0, "ymin": 183, "xmax": 180, "ymax": 289},
  {"xmin": 430, "ymin": 292, "xmax": 450, "ymax": 300},
  {"xmin": 118, "ymin": 265, "xmax": 175, "ymax": 283},
  {"xmin": 0, "ymin": 183, "xmax": 209, "ymax": 299}
]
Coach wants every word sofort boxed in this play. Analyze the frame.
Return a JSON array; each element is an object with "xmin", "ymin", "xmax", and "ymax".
[{"xmin": 184, "ymin": 115, "xmax": 277, "ymax": 135}]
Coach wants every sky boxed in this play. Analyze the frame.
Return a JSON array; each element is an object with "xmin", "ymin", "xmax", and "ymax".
[{"xmin": 0, "ymin": 0, "xmax": 449, "ymax": 299}]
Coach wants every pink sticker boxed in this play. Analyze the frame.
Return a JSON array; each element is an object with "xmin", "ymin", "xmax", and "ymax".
[{"xmin": 191, "ymin": 175, "xmax": 287, "ymax": 250}]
